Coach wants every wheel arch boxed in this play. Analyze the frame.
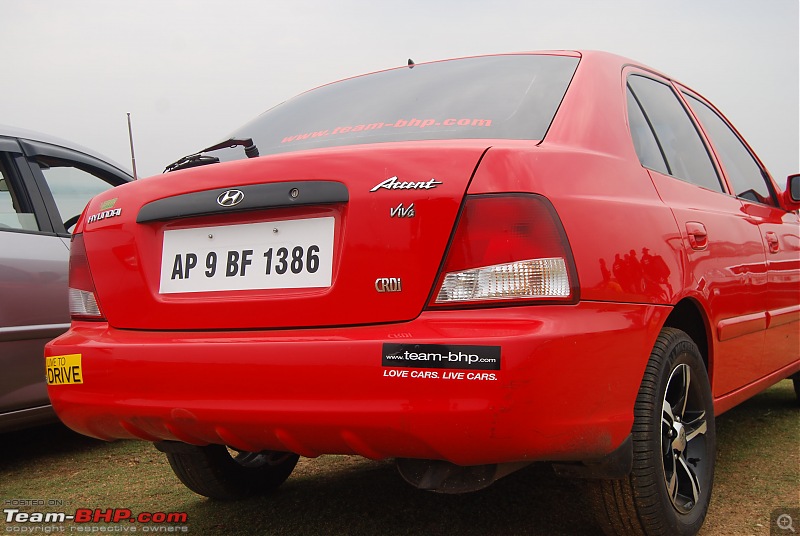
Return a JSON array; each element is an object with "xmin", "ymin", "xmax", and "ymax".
[{"xmin": 662, "ymin": 297, "xmax": 712, "ymax": 375}]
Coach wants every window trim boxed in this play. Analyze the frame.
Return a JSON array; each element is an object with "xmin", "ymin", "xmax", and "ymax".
[
  {"xmin": 624, "ymin": 69, "xmax": 727, "ymax": 195},
  {"xmin": 677, "ymin": 85, "xmax": 779, "ymax": 208},
  {"xmin": 626, "ymin": 82, "xmax": 671, "ymax": 175},
  {"xmin": 0, "ymin": 148, "xmax": 57, "ymax": 236},
  {"xmin": 22, "ymin": 141, "xmax": 130, "ymax": 237},
  {"xmin": 19, "ymin": 139, "xmax": 131, "ymax": 182}
]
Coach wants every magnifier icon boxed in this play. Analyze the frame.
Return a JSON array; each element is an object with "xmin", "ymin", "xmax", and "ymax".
[{"xmin": 778, "ymin": 513, "xmax": 796, "ymax": 533}]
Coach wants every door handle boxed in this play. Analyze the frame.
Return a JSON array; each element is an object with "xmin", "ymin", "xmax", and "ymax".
[
  {"xmin": 765, "ymin": 231, "xmax": 780, "ymax": 253},
  {"xmin": 686, "ymin": 222, "xmax": 708, "ymax": 250}
]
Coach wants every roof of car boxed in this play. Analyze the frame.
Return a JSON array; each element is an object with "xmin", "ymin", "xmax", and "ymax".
[{"xmin": 0, "ymin": 123, "xmax": 132, "ymax": 178}]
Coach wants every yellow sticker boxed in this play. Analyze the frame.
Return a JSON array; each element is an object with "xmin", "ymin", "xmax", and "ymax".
[{"xmin": 46, "ymin": 354, "xmax": 83, "ymax": 385}]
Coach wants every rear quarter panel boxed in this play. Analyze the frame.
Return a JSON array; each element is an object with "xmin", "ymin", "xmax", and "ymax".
[{"xmin": 468, "ymin": 52, "xmax": 685, "ymax": 309}]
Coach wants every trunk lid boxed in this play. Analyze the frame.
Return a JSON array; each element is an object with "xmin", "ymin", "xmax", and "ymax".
[{"xmin": 82, "ymin": 142, "xmax": 487, "ymax": 330}]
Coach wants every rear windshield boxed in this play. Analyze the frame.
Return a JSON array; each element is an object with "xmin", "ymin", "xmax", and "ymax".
[{"xmin": 217, "ymin": 54, "xmax": 579, "ymax": 160}]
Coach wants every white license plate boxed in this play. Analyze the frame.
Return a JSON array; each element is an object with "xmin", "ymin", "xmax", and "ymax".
[{"xmin": 159, "ymin": 217, "xmax": 334, "ymax": 294}]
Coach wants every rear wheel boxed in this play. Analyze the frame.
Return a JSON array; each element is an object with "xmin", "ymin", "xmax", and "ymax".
[
  {"xmin": 160, "ymin": 443, "xmax": 299, "ymax": 500},
  {"xmin": 792, "ymin": 372, "xmax": 800, "ymax": 404},
  {"xmin": 588, "ymin": 327, "xmax": 715, "ymax": 535}
]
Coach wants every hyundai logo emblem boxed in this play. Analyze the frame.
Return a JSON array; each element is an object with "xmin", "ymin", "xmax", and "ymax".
[{"xmin": 216, "ymin": 189, "xmax": 244, "ymax": 207}]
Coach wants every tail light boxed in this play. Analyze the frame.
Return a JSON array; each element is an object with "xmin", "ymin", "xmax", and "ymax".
[
  {"xmin": 428, "ymin": 194, "xmax": 579, "ymax": 308},
  {"xmin": 68, "ymin": 233, "xmax": 105, "ymax": 320}
]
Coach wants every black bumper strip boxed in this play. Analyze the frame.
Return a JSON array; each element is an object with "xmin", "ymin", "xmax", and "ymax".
[{"xmin": 136, "ymin": 181, "xmax": 348, "ymax": 223}]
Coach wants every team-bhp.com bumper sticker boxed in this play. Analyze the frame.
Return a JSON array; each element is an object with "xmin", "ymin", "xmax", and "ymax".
[{"xmin": 382, "ymin": 343, "xmax": 500, "ymax": 381}]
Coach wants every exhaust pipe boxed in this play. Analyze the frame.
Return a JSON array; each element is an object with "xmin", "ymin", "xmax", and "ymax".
[{"xmin": 396, "ymin": 458, "xmax": 531, "ymax": 494}]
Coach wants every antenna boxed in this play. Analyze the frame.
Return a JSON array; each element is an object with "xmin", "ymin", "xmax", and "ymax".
[{"xmin": 127, "ymin": 112, "xmax": 139, "ymax": 180}]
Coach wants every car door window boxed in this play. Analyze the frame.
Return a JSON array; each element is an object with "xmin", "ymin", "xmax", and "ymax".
[
  {"xmin": 627, "ymin": 75, "xmax": 722, "ymax": 193},
  {"xmin": 0, "ymin": 157, "xmax": 39, "ymax": 231},
  {"xmin": 683, "ymin": 93, "xmax": 777, "ymax": 206},
  {"xmin": 34, "ymin": 156, "xmax": 116, "ymax": 232},
  {"xmin": 626, "ymin": 86, "xmax": 670, "ymax": 175}
]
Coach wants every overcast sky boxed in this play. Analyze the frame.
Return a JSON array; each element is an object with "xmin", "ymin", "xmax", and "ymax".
[{"xmin": 1, "ymin": 0, "xmax": 798, "ymax": 182}]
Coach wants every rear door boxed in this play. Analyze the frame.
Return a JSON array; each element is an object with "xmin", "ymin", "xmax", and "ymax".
[
  {"xmin": 0, "ymin": 135, "xmax": 129, "ymax": 429},
  {"xmin": 0, "ymin": 138, "xmax": 69, "ymax": 425},
  {"xmin": 681, "ymin": 89, "xmax": 800, "ymax": 376},
  {"xmin": 625, "ymin": 72, "xmax": 769, "ymax": 397}
]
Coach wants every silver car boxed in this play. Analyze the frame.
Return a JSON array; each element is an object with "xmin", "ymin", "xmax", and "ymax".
[{"xmin": 0, "ymin": 125, "xmax": 131, "ymax": 431}]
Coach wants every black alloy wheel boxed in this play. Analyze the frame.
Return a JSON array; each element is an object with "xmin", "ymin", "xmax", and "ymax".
[{"xmin": 588, "ymin": 327, "xmax": 716, "ymax": 536}]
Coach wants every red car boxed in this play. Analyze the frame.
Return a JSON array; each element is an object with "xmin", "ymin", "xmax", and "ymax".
[{"xmin": 46, "ymin": 51, "xmax": 799, "ymax": 535}]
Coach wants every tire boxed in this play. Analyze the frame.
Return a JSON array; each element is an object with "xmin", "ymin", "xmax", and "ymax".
[
  {"xmin": 792, "ymin": 372, "xmax": 800, "ymax": 405},
  {"xmin": 163, "ymin": 444, "xmax": 299, "ymax": 500},
  {"xmin": 587, "ymin": 327, "xmax": 716, "ymax": 536}
]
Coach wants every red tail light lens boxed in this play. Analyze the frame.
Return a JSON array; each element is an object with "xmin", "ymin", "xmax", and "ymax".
[
  {"xmin": 68, "ymin": 233, "xmax": 105, "ymax": 320},
  {"xmin": 429, "ymin": 194, "xmax": 579, "ymax": 308}
]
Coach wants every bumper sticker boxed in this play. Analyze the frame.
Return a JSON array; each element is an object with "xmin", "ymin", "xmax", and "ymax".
[
  {"xmin": 382, "ymin": 343, "xmax": 500, "ymax": 371},
  {"xmin": 45, "ymin": 354, "xmax": 83, "ymax": 385}
]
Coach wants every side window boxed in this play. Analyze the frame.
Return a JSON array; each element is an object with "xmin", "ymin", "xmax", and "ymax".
[
  {"xmin": 626, "ymin": 86, "xmax": 669, "ymax": 175},
  {"xmin": 684, "ymin": 93, "xmax": 776, "ymax": 206},
  {"xmin": 35, "ymin": 156, "xmax": 115, "ymax": 232},
  {"xmin": 627, "ymin": 75, "xmax": 722, "ymax": 192},
  {"xmin": 0, "ymin": 156, "xmax": 40, "ymax": 231}
]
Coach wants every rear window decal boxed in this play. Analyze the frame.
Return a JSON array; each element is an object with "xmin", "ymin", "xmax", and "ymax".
[{"xmin": 281, "ymin": 117, "xmax": 492, "ymax": 145}]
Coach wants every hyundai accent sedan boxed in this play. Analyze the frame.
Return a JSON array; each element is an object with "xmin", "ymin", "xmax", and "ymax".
[{"xmin": 45, "ymin": 51, "xmax": 800, "ymax": 536}]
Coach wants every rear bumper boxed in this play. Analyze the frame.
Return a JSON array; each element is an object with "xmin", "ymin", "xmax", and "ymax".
[{"xmin": 45, "ymin": 302, "xmax": 669, "ymax": 465}]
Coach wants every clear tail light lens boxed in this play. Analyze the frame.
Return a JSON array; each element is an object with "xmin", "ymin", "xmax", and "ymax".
[
  {"xmin": 436, "ymin": 258, "xmax": 571, "ymax": 302},
  {"xmin": 68, "ymin": 233, "xmax": 105, "ymax": 320},
  {"xmin": 69, "ymin": 288, "xmax": 102, "ymax": 317},
  {"xmin": 429, "ymin": 194, "xmax": 578, "ymax": 308}
]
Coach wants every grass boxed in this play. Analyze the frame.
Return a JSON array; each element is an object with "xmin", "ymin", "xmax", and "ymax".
[{"xmin": 1, "ymin": 380, "xmax": 797, "ymax": 535}]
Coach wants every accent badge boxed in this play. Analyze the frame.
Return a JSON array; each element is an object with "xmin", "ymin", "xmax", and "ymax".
[{"xmin": 370, "ymin": 176, "xmax": 442, "ymax": 192}]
